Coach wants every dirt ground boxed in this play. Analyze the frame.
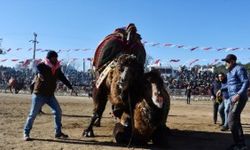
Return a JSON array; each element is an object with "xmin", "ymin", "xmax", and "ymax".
[{"xmin": 0, "ymin": 93, "xmax": 249, "ymax": 150}]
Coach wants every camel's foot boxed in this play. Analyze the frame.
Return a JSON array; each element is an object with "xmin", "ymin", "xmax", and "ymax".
[
  {"xmin": 152, "ymin": 125, "xmax": 169, "ymax": 148},
  {"xmin": 82, "ymin": 129, "xmax": 95, "ymax": 137},
  {"xmin": 113, "ymin": 123, "xmax": 131, "ymax": 144}
]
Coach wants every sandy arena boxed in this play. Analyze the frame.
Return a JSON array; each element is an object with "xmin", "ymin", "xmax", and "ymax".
[{"xmin": 0, "ymin": 93, "xmax": 249, "ymax": 150}]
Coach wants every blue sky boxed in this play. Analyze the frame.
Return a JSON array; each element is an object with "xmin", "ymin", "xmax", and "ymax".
[{"xmin": 0, "ymin": 0, "xmax": 250, "ymax": 70}]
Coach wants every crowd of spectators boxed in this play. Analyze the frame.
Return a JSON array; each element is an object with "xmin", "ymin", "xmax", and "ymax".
[
  {"xmin": 0, "ymin": 65, "xmax": 93, "ymax": 95},
  {"xmin": 1, "ymin": 65, "xmax": 249, "ymax": 97},
  {"xmin": 164, "ymin": 66, "xmax": 215, "ymax": 95}
]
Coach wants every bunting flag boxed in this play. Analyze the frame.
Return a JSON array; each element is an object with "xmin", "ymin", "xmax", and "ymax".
[
  {"xmin": 28, "ymin": 48, "xmax": 32, "ymax": 51},
  {"xmin": 210, "ymin": 59, "xmax": 219, "ymax": 65},
  {"xmin": 87, "ymin": 58, "xmax": 93, "ymax": 61},
  {"xmin": 34, "ymin": 59, "xmax": 42, "ymax": 65},
  {"xmin": 0, "ymin": 59, "xmax": 7, "ymax": 62},
  {"xmin": 154, "ymin": 59, "xmax": 161, "ymax": 65},
  {"xmin": 190, "ymin": 47, "xmax": 199, "ymax": 51},
  {"xmin": 170, "ymin": 59, "xmax": 180, "ymax": 62},
  {"xmin": 177, "ymin": 45, "xmax": 185, "ymax": 48},
  {"xmin": 164, "ymin": 43, "xmax": 173, "ymax": 47},
  {"xmin": 217, "ymin": 48, "xmax": 226, "ymax": 51},
  {"xmin": 22, "ymin": 59, "xmax": 32, "ymax": 67},
  {"xmin": 142, "ymin": 40, "xmax": 148, "ymax": 44},
  {"xmin": 7, "ymin": 48, "xmax": 12, "ymax": 52},
  {"xmin": 16, "ymin": 48, "xmax": 22, "ymax": 51},
  {"xmin": 11, "ymin": 59, "xmax": 19, "ymax": 61},
  {"xmin": 203, "ymin": 47, "xmax": 212, "ymax": 51},
  {"xmin": 189, "ymin": 59, "xmax": 199, "ymax": 66},
  {"xmin": 151, "ymin": 43, "xmax": 160, "ymax": 47}
]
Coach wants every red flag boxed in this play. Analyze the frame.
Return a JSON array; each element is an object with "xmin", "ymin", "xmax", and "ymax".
[
  {"xmin": 154, "ymin": 59, "xmax": 160, "ymax": 64},
  {"xmin": 22, "ymin": 59, "xmax": 32, "ymax": 67},
  {"xmin": 7, "ymin": 48, "xmax": 12, "ymax": 52},
  {"xmin": 189, "ymin": 59, "xmax": 199, "ymax": 66},
  {"xmin": 11, "ymin": 59, "xmax": 19, "ymax": 61}
]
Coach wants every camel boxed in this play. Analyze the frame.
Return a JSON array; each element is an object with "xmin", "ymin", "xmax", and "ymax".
[
  {"xmin": 83, "ymin": 54, "xmax": 144, "ymax": 137},
  {"xmin": 113, "ymin": 70, "xmax": 170, "ymax": 146},
  {"xmin": 5, "ymin": 77, "xmax": 24, "ymax": 94}
]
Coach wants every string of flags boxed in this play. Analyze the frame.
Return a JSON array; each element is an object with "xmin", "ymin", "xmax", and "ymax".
[
  {"xmin": 0, "ymin": 48, "xmax": 93, "ymax": 54},
  {"xmin": 0, "ymin": 40, "xmax": 249, "ymax": 68},
  {"xmin": 142, "ymin": 40, "xmax": 250, "ymax": 52},
  {"xmin": 0, "ymin": 58, "xmax": 93, "ymax": 68},
  {"xmin": 1, "ymin": 38, "xmax": 250, "ymax": 54}
]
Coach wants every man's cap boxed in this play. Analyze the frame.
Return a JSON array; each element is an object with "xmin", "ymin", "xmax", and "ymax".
[
  {"xmin": 46, "ymin": 50, "xmax": 58, "ymax": 59},
  {"xmin": 221, "ymin": 54, "xmax": 237, "ymax": 62}
]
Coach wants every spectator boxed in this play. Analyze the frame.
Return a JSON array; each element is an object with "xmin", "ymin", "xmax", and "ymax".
[
  {"xmin": 217, "ymin": 72, "xmax": 230, "ymax": 131},
  {"xmin": 210, "ymin": 75, "xmax": 222, "ymax": 124},
  {"xmin": 221, "ymin": 54, "xmax": 249, "ymax": 150},
  {"xmin": 185, "ymin": 83, "xmax": 192, "ymax": 104}
]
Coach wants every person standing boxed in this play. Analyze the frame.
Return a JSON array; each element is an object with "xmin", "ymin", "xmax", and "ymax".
[
  {"xmin": 185, "ymin": 83, "xmax": 192, "ymax": 104},
  {"xmin": 210, "ymin": 75, "xmax": 222, "ymax": 124},
  {"xmin": 23, "ymin": 51, "xmax": 75, "ymax": 141},
  {"xmin": 221, "ymin": 54, "xmax": 249, "ymax": 150},
  {"xmin": 217, "ymin": 72, "xmax": 230, "ymax": 131}
]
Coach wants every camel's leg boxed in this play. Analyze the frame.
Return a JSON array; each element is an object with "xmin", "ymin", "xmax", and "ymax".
[
  {"xmin": 9, "ymin": 86, "xmax": 13, "ymax": 94},
  {"xmin": 83, "ymin": 84, "xmax": 108, "ymax": 137}
]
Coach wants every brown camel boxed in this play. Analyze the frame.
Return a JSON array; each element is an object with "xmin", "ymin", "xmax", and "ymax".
[
  {"xmin": 83, "ymin": 54, "xmax": 144, "ymax": 137},
  {"xmin": 113, "ymin": 70, "xmax": 170, "ymax": 147}
]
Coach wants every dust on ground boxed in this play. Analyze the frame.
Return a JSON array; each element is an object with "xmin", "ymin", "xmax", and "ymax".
[{"xmin": 0, "ymin": 93, "xmax": 249, "ymax": 150}]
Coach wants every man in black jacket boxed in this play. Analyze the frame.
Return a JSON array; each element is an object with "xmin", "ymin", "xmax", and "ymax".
[{"xmin": 23, "ymin": 51, "xmax": 75, "ymax": 141}]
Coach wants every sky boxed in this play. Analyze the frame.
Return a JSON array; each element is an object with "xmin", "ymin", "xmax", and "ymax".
[{"xmin": 0, "ymin": 0, "xmax": 250, "ymax": 71}]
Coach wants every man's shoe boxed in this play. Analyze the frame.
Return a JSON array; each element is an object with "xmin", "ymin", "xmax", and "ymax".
[
  {"xmin": 55, "ymin": 132, "xmax": 69, "ymax": 139},
  {"xmin": 238, "ymin": 144, "xmax": 248, "ymax": 150},
  {"xmin": 221, "ymin": 126, "xmax": 229, "ymax": 131},
  {"xmin": 219, "ymin": 123, "xmax": 224, "ymax": 126},
  {"xmin": 23, "ymin": 134, "xmax": 31, "ymax": 141},
  {"xmin": 227, "ymin": 144, "xmax": 248, "ymax": 150}
]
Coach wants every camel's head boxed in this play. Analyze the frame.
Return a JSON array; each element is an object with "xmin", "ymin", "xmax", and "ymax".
[
  {"xmin": 144, "ymin": 70, "xmax": 165, "ymax": 109},
  {"xmin": 116, "ymin": 54, "xmax": 141, "ymax": 90}
]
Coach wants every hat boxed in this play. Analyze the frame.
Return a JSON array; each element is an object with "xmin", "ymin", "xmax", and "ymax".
[
  {"xmin": 46, "ymin": 51, "xmax": 58, "ymax": 59},
  {"xmin": 221, "ymin": 54, "xmax": 237, "ymax": 62}
]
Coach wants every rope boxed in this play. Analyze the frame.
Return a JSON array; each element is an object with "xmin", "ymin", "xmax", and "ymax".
[{"xmin": 127, "ymin": 91, "xmax": 135, "ymax": 148}]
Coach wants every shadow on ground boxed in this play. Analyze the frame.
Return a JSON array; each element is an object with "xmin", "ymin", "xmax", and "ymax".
[{"xmin": 30, "ymin": 128, "xmax": 250, "ymax": 150}]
